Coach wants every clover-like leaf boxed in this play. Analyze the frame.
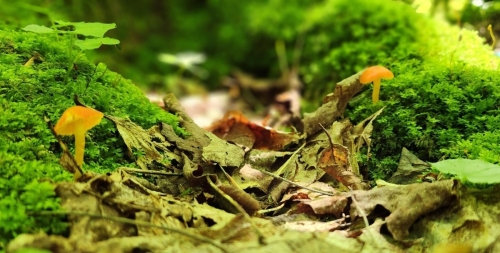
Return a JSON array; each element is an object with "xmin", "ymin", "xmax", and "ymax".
[
  {"xmin": 74, "ymin": 37, "xmax": 120, "ymax": 50},
  {"xmin": 55, "ymin": 21, "xmax": 117, "ymax": 37},
  {"xmin": 22, "ymin": 25, "xmax": 54, "ymax": 34},
  {"xmin": 430, "ymin": 159, "xmax": 500, "ymax": 184}
]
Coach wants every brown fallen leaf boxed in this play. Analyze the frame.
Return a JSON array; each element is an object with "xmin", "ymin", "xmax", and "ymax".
[
  {"xmin": 350, "ymin": 179, "xmax": 458, "ymax": 240},
  {"xmin": 208, "ymin": 110, "xmax": 299, "ymax": 150},
  {"xmin": 105, "ymin": 115, "xmax": 164, "ymax": 170},
  {"xmin": 317, "ymin": 143, "xmax": 367, "ymax": 190},
  {"xmin": 303, "ymin": 195, "xmax": 349, "ymax": 218},
  {"xmin": 219, "ymin": 185, "xmax": 261, "ymax": 216}
]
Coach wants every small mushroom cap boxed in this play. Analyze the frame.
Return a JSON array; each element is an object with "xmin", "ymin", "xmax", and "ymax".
[
  {"xmin": 54, "ymin": 106, "xmax": 104, "ymax": 135},
  {"xmin": 359, "ymin": 66, "xmax": 394, "ymax": 84}
]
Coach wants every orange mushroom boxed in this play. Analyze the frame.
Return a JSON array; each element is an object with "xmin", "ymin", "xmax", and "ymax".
[
  {"xmin": 54, "ymin": 106, "xmax": 104, "ymax": 167},
  {"xmin": 359, "ymin": 66, "xmax": 394, "ymax": 103}
]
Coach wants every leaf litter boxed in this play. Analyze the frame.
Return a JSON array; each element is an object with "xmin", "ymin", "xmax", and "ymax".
[{"xmin": 8, "ymin": 70, "xmax": 500, "ymax": 253}]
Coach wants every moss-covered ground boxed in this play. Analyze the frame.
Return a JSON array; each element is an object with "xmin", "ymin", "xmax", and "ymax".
[
  {"xmin": 0, "ymin": 28, "xmax": 185, "ymax": 246},
  {"xmin": 2, "ymin": 0, "xmax": 500, "ymax": 250}
]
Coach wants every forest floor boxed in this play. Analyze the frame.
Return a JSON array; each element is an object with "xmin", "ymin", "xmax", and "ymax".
[{"xmin": 6, "ymin": 70, "xmax": 500, "ymax": 253}]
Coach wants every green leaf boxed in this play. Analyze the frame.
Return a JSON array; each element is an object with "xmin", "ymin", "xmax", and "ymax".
[
  {"xmin": 22, "ymin": 25, "xmax": 54, "ymax": 34},
  {"xmin": 74, "ymin": 37, "xmax": 120, "ymax": 50},
  {"xmin": 55, "ymin": 21, "xmax": 116, "ymax": 37},
  {"xmin": 430, "ymin": 159, "xmax": 500, "ymax": 184}
]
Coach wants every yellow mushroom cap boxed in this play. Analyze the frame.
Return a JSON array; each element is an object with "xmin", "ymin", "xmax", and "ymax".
[
  {"xmin": 54, "ymin": 106, "xmax": 104, "ymax": 135},
  {"xmin": 359, "ymin": 66, "xmax": 394, "ymax": 84}
]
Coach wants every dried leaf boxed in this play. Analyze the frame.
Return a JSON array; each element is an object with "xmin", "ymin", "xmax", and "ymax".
[
  {"xmin": 350, "ymin": 179, "xmax": 458, "ymax": 240},
  {"xmin": 350, "ymin": 107, "xmax": 384, "ymax": 154},
  {"xmin": 280, "ymin": 182, "xmax": 337, "ymax": 203},
  {"xmin": 303, "ymin": 195, "xmax": 349, "ymax": 218},
  {"xmin": 106, "ymin": 115, "xmax": 162, "ymax": 170},
  {"xmin": 317, "ymin": 143, "xmax": 367, "ymax": 190},
  {"xmin": 389, "ymin": 148, "xmax": 430, "ymax": 184},
  {"xmin": 202, "ymin": 132, "xmax": 245, "ymax": 167},
  {"xmin": 209, "ymin": 110, "xmax": 299, "ymax": 150},
  {"xmin": 199, "ymin": 215, "xmax": 257, "ymax": 243},
  {"xmin": 219, "ymin": 185, "xmax": 261, "ymax": 216},
  {"xmin": 283, "ymin": 219, "xmax": 345, "ymax": 232},
  {"xmin": 207, "ymin": 176, "xmax": 258, "ymax": 216}
]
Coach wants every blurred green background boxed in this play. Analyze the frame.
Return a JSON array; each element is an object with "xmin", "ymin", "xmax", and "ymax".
[{"xmin": 1, "ymin": 0, "xmax": 499, "ymax": 93}]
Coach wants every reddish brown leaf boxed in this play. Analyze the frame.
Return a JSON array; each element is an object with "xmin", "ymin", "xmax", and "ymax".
[{"xmin": 209, "ymin": 110, "xmax": 298, "ymax": 150}]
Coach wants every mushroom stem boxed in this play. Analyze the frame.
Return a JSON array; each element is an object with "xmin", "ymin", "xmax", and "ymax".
[
  {"xmin": 372, "ymin": 79, "xmax": 381, "ymax": 103},
  {"xmin": 74, "ymin": 125, "xmax": 86, "ymax": 167}
]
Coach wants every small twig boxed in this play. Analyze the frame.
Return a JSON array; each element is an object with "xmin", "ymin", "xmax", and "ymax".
[
  {"xmin": 257, "ymin": 169, "xmax": 334, "ymax": 196},
  {"xmin": 121, "ymin": 167, "xmax": 182, "ymax": 176},
  {"xmin": 348, "ymin": 187, "xmax": 386, "ymax": 251},
  {"xmin": 257, "ymin": 142, "xmax": 335, "ymax": 196},
  {"xmin": 318, "ymin": 123, "xmax": 335, "ymax": 156},
  {"xmin": 348, "ymin": 186, "xmax": 369, "ymax": 228},
  {"xmin": 31, "ymin": 210, "xmax": 227, "ymax": 252},
  {"xmin": 275, "ymin": 143, "xmax": 305, "ymax": 175}
]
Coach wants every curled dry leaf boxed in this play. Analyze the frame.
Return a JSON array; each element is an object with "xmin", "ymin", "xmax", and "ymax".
[
  {"xmin": 350, "ymin": 179, "xmax": 458, "ymax": 240},
  {"xmin": 219, "ymin": 185, "xmax": 261, "ymax": 216},
  {"xmin": 208, "ymin": 110, "xmax": 299, "ymax": 150},
  {"xmin": 317, "ymin": 143, "xmax": 367, "ymax": 190},
  {"xmin": 389, "ymin": 148, "xmax": 430, "ymax": 184},
  {"xmin": 303, "ymin": 195, "xmax": 349, "ymax": 218},
  {"xmin": 106, "ymin": 115, "xmax": 164, "ymax": 170}
]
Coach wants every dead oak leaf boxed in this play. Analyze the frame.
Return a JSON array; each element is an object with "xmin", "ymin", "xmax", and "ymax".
[
  {"xmin": 209, "ymin": 110, "xmax": 299, "ymax": 150},
  {"xmin": 350, "ymin": 179, "xmax": 458, "ymax": 240}
]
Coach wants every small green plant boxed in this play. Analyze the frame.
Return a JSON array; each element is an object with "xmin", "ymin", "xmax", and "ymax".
[
  {"xmin": 22, "ymin": 21, "xmax": 120, "ymax": 85},
  {"xmin": 430, "ymin": 159, "xmax": 500, "ymax": 184}
]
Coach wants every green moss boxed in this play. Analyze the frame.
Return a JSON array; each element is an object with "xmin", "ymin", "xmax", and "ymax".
[
  {"xmin": 0, "ymin": 27, "xmax": 186, "ymax": 246},
  {"xmin": 1, "ymin": 28, "xmax": 185, "ymax": 168},
  {"xmin": 346, "ymin": 20, "xmax": 500, "ymax": 179},
  {"xmin": 244, "ymin": 0, "xmax": 500, "ymax": 180},
  {"xmin": 246, "ymin": 0, "xmax": 431, "ymax": 109},
  {"xmin": 0, "ymin": 145, "xmax": 71, "ymax": 248}
]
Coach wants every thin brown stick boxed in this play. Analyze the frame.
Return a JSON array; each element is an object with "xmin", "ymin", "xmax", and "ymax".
[
  {"xmin": 121, "ymin": 167, "xmax": 182, "ymax": 176},
  {"xmin": 257, "ymin": 169, "xmax": 335, "ymax": 196},
  {"xmin": 348, "ymin": 186, "xmax": 369, "ymax": 228}
]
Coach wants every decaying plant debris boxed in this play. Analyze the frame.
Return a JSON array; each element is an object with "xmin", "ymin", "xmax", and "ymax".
[{"xmin": 7, "ymin": 71, "xmax": 500, "ymax": 253}]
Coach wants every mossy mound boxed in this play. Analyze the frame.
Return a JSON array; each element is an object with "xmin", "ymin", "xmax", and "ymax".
[
  {"xmin": 246, "ymin": 0, "xmax": 434, "ymax": 108},
  {"xmin": 0, "ymin": 28, "xmax": 185, "ymax": 245},
  {"xmin": 249, "ymin": 0, "xmax": 500, "ymax": 179},
  {"xmin": 346, "ymin": 22, "xmax": 500, "ymax": 179}
]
